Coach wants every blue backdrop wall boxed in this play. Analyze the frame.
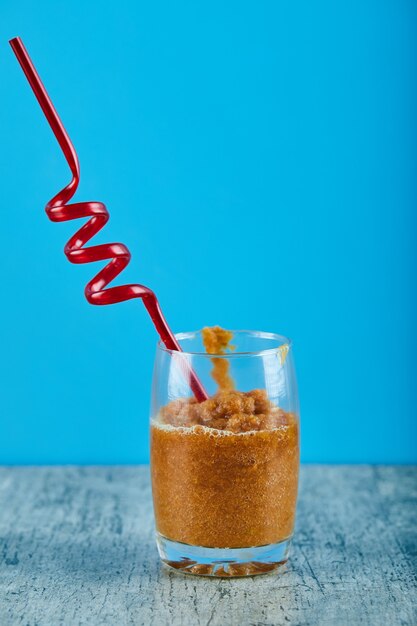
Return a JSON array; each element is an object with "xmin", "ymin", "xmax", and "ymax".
[{"xmin": 1, "ymin": 0, "xmax": 416, "ymax": 464}]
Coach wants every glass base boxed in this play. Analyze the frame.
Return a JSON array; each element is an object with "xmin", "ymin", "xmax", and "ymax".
[{"xmin": 156, "ymin": 532, "xmax": 292, "ymax": 577}]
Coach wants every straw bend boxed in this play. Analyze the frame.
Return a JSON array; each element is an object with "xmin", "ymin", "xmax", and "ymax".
[{"xmin": 9, "ymin": 36, "xmax": 208, "ymax": 402}]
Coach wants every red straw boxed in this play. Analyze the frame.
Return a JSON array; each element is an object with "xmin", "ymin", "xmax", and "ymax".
[{"xmin": 9, "ymin": 36, "xmax": 208, "ymax": 402}]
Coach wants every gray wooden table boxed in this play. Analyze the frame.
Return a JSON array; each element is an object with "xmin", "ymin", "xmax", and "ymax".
[{"xmin": 0, "ymin": 466, "xmax": 416, "ymax": 626}]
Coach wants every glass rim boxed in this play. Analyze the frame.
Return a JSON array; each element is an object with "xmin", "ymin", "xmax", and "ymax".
[{"xmin": 157, "ymin": 329, "xmax": 293, "ymax": 358}]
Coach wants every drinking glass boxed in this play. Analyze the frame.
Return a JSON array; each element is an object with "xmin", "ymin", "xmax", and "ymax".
[{"xmin": 150, "ymin": 330, "xmax": 300, "ymax": 577}]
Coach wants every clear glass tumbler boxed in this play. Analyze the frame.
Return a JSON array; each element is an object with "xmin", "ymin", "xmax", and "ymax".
[{"xmin": 150, "ymin": 330, "xmax": 300, "ymax": 577}]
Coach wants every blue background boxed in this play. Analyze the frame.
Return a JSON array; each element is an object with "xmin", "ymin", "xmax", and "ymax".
[{"xmin": 0, "ymin": 1, "xmax": 416, "ymax": 464}]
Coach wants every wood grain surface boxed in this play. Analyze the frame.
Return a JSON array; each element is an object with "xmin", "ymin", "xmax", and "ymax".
[{"xmin": 0, "ymin": 465, "xmax": 416, "ymax": 625}]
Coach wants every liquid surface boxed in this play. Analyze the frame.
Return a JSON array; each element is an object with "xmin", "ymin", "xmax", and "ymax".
[{"xmin": 159, "ymin": 388, "xmax": 293, "ymax": 433}]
